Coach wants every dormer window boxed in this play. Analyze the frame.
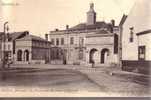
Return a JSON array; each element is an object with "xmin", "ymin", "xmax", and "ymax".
[{"xmin": 129, "ymin": 27, "xmax": 134, "ymax": 42}]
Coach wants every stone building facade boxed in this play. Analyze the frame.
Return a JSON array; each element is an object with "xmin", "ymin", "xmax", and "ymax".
[
  {"xmin": 0, "ymin": 31, "xmax": 51, "ymax": 65},
  {"xmin": 49, "ymin": 3, "xmax": 119, "ymax": 66}
]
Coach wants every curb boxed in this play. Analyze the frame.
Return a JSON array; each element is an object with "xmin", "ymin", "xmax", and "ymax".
[{"xmin": 112, "ymin": 71, "xmax": 150, "ymax": 78}]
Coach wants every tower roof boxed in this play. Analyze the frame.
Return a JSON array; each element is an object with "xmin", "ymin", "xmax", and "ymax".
[
  {"xmin": 88, "ymin": 2, "xmax": 96, "ymax": 13},
  {"xmin": 68, "ymin": 21, "xmax": 111, "ymax": 31},
  {"xmin": 90, "ymin": 3, "xmax": 94, "ymax": 10},
  {"xmin": 87, "ymin": 2, "xmax": 96, "ymax": 25}
]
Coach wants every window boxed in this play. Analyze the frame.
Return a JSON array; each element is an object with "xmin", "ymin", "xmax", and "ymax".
[
  {"xmin": 17, "ymin": 50, "xmax": 22, "ymax": 61},
  {"xmin": 56, "ymin": 49, "xmax": 60, "ymax": 59},
  {"xmin": 13, "ymin": 41, "xmax": 15, "ymax": 54},
  {"xmin": 8, "ymin": 52, "xmax": 11, "ymax": 58},
  {"xmin": 114, "ymin": 34, "xmax": 118, "ymax": 54},
  {"xmin": 81, "ymin": 38, "xmax": 84, "ymax": 45},
  {"xmin": 8, "ymin": 44, "xmax": 11, "ymax": 51},
  {"xmin": 51, "ymin": 38, "xmax": 54, "ymax": 45},
  {"xmin": 70, "ymin": 37, "xmax": 74, "ymax": 45},
  {"xmin": 61, "ymin": 38, "xmax": 64, "ymax": 45},
  {"xmin": 56, "ymin": 38, "xmax": 59, "ymax": 45},
  {"xmin": 79, "ymin": 50, "xmax": 83, "ymax": 60},
  {"xmin": 79, "ymin": 37, "xmax": 84, "ymax": 46},
  {"xmin": 129, "ymin": 27, "xmax": 134, "ymax": 42},
  {"xmin": 138, "ymin": 46, "xmax": 145, "ymax": 60}
]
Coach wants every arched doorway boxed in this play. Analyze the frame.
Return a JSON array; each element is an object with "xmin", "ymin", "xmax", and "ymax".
[
  {"xmin": 89, "ymin": 48, "xmax": 98, "ymax": 63},
  {"xmin": 17, "ymin": 50, "xmax": 22, "ymax": 61},
  {"xmin": 24, "ymin": 50, "xmax": 29, "ymax": 61},
  {"xmin": 101, "ymin": 48, "xmax": 109, "ymax": 64}
]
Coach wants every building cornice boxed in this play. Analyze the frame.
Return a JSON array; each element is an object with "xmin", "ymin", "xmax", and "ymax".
[
  {"xmin": 49, "ymin": 28, "xmax": 112, "ymax": 35},
  {"xmin": 86, "ymin": 34, "xmax": 114, "ymax": 38},
  {"xmin": 86, "ymin": 43, "xmax": 113, "ymax": 46},
  {"xmin": 136, "ymin": 29, "xmax": 151, "ymax": 36}
]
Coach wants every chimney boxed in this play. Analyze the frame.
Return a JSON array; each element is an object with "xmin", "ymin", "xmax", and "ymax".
[
  {"xmin": 45, "ymin": 34, "xmax": 48, "ymax": 41},
  {"xmin": 66, "ymin": 25, "xmax": 69, "ymax": 30},
  {"xmin": 55, "ymin": 28, "xmax": 59, "ymax": 31},
  {"xmin": 24, "ymin": 31, "xmax": 29, "ymax": 35},
  {"xmin": 111, "ymin": 19, "xmax": 115, "ymax": 26}
]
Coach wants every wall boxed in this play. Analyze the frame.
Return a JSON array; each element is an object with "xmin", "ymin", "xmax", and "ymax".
[
  {"xmin": 49, "ymin": 32, "xmax": 86, "ymax": 64},
  {"xmin": 15, "ymin": 40, "xmax": 32, "ymax": 63},
  {"xmin": 122, "ymin": 27, "xmax": 138, "ymax": 60},
  {"xmin": 16, "ymin": 40, "xmax": 32, "ymax": 47},
  {"xmin": 138, "ymin": 33, "xmax": 151, "ymax": 60},
  {"xmin": 86, "ymin": 35, "xmax": 114, "ymax": 45},
  {"xmin": 1, "ymin": 42, "xmax": 13, "ymax": 51}
]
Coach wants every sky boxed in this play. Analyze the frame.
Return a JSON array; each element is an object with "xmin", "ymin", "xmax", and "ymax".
[{"xmin": 0, "ymin": 0, "xmax": 136, "ymax": 37}]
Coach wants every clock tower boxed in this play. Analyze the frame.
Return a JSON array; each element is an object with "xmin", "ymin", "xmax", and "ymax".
[{"xmin": 87, "ymin": 3, "xmax": 96, "ymax": 25}]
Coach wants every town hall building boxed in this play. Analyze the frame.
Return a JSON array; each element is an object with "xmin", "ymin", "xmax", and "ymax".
[{"xmin": 49, "ymin": 3, "xmax": 119, "ymax": 66}]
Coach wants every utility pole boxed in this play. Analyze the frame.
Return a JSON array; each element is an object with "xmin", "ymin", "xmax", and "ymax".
[
  {"xmin": 2, "ymin": 21, "xmax": 9, "ymax": 69},
  {"xmin": 119, "ymin": 26, "xmax": 123, "ymax": 68}
]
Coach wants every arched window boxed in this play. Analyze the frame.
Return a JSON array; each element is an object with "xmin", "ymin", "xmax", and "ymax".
[
  {"xmin": 129, "ymin": 27, "xmax": 134, "ymax": 42},
  {"xmin": 101, "ymin": 48, "xmax": 109, "ymax": 64},
  {"xmin": 24, "ymin": 50, "xmax": 29, "ymax": 61},
  {"xmin": 17, "ymin": 50, "xmax": 22, "ymax": 61},
  {"xmin": 89, "ymin": 48, "xmax": 98, "ymax": 63}
]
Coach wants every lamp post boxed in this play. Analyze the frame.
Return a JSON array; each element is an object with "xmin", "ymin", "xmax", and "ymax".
[{"xmin": 2, "ymin": 21, "xmax": 9, "ymax": 69}]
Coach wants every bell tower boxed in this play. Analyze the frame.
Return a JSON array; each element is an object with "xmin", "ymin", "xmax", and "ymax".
[{"xmin": 87, "ymin": 2, "xmax": 96, "ymax": 25}]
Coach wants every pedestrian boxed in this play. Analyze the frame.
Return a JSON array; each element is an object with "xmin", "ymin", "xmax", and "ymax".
[{"xmin": 7, "ymin": 59, "xmax": 11, "ymax": 68}]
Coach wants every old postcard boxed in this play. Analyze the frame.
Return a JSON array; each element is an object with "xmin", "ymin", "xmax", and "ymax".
[{"xmin": 0, "ymin": 0, "xmax": 150, "ymax": 97}]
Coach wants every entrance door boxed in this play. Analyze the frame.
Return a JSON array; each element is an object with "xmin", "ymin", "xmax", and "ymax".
[
  {"xmin": 101, "ymin": 48, "xmax": 109, "ymax": 64},
  {"xmin": 89, "ymin": 48, "xmax": 98, "ymax": 63},
  {"xmin": 17, "ymin": 50, "xmax": 22, "ymax": 61},
  {"xmin": 24, "ymin": 50, "xmax": 29, "ymax": 61}
]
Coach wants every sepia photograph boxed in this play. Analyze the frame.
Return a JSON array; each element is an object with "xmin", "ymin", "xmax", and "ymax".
[
  {"xmin": 0, "ymin": 97, "xmax": 151, "ymax": 100},
  {"xmin": 0, "ymin": 0, "xmax": 150, "ymax": 97}
]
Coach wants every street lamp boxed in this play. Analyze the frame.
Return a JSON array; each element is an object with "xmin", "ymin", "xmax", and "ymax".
[{"xmin": 2, "ymin": 21, "xmax": 9, "ymax": 69}]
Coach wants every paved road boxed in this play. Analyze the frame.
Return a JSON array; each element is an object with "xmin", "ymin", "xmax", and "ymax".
[{"xmin": 0, "ymin": 68, "xmax": 105, "ymax": 92}]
